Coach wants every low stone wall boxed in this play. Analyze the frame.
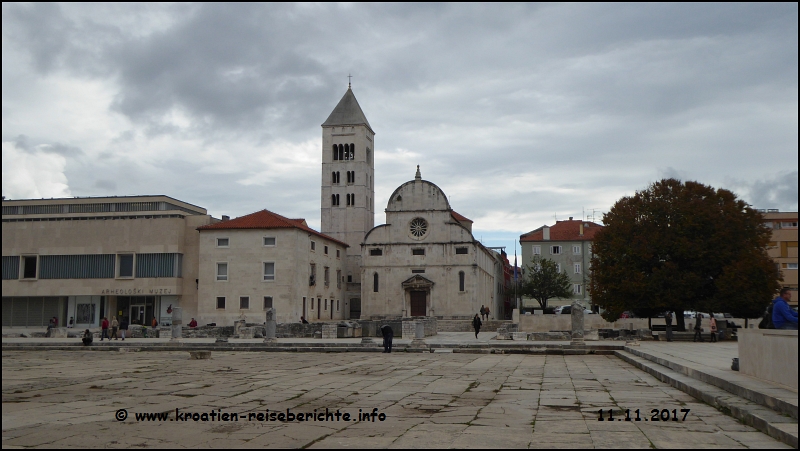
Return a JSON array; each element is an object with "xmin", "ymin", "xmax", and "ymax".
[
  {"xmin": 518, "ymin": 315, "xmax": 650, "ymax": 332},
  {"xmin": 738, "ymin": 329, "xmax": 798, "ymax": 390},
  {"xmin": 438, "ymin": 320, "xmax": 510, "ymax": 332}
]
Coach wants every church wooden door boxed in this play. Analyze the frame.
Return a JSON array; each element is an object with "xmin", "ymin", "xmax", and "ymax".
[{"xmin": 410, "ymin": 291, "xmax": 426, "ymax": 317}]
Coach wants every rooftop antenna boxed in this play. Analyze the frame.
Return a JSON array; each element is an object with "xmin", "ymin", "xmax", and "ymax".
[{"xmin": 348, "ymin": 74, "xmax": 352, "ymax": 89}]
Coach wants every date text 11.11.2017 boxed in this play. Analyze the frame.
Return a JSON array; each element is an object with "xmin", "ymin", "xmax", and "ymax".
[{"xmin": 597, "ymin": 408, "xmax": 690, "ymax": 422}]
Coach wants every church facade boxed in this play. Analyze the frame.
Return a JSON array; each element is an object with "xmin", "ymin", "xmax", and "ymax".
[{"xmin": 360, "ymin": 168, "xmax": 498, "ymax": 319}]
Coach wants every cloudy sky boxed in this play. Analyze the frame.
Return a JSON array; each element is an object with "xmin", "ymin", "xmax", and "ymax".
[{"xmin": 2, "ymin": 3, "xmax": 797, "ymax": 252}]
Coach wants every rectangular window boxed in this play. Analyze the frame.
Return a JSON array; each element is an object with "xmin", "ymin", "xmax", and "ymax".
[
  {"xmin": 532, "ymin": 245, "xmax": 541, "ymax": 255},
  {"xmin": 556, "ymin": 264, "xmax": 561, "ymax": 273},
  {"xmin": 459, "ymin": 271, "xmax": 465, "ymax": 292},
  {"xmin": 264, "ymin": 296, "xmax": 273, "ymax": 309},
  {"xmin": 347, "ymin": 274, "xmax": 352, "ymax": 283},
  {"xmin": 324, "ymin": 299, "xmax": 328, "ymax": 310},
  {"xmin": 786, "ymin": 263, "xmax": 798, "ymax": 270},
  {"xmin": 455, "ymin": 247, "xmax": 468, "ymax": 254},
  {"xmin": 336, "ymin": 270, "xmax": 341, "ymax": 288},
  {"xmin": 551, "ymin": 246, "xmax": 562, "ymax": 255},
  {"xmin": 309, "ymin": 263, "xmax": 316, "ymax": 286},
  {"xmin": 22, "ymin": 255, "xmax": 38, "ymax": 279},
  {"xmin": 2, "ymin": 256, "xmax": 20, "ymax": 280},
  {"xmin": 370, "ymin": 248, "xmax": 382, "ymax": 256},
  {"xmin": 216, "ymin": 296, "xmax": 226, "ymax": 309},
  {"xmin": 573, "ymin": 245, "xmax": 581, "ymax": 254},
  {"xmin": 240, "ymin": 296, "xmax": 250, "ymax": 309},
  {"xmin": 324, "ymin": 266, "xmax": 330, "ymax": 286},
  {"xmin": 311, "ymin": 241, "xmax": 316, "ymax": 251},
  {"xmin": 337, "ymin": 300, "xmax": 339, "ymax": 311},
  {"xmin": 324, "ymin": 245, "xmax": 329, "ymax": 255},
  {"xmin": 216, "ymin": 262, "xmax": 228, "ymax": 281},
  {"xmin": 336, "ymin": 249, "xmax": 340, "ymax": 258},
  {"xmin": 118, "ymin": 254, "xmax": 134, "ymax": 278},
  {"xmin": 217, "ymin": 237, "xmax": 229, "ymax": 247},
  {"xmin": 263, "ymin": 237, "xmax": 276, "ymax": 246},
  {"xmin": 412, "ymin": 249, "xmax": 425, "ymax": 256},
  {"xmin": 574, "ymin": 263, "xmax": 581, "ymax": 274},
  {"xmin": 574, "ymin": 284, "xmax": 582, "ymax": 294},
  {"xmin": 781, "ymin": 221, "xmax": 798, "ymax": 228},
  {"xmin": 263, "ymin": 262, "xmax": 275, "ymax": 281},
  {"xmin": 412, "ymin": 269, "xmax": 425, "ymax": 274}
]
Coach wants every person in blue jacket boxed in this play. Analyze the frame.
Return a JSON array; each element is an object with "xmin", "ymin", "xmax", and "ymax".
[{"xmin": 772, "ymin": 288, "xmax": 798, "ymax": 330}]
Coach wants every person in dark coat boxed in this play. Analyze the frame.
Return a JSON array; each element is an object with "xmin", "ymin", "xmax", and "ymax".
[
  {"xmin": 665, "ymin": 311, "xmax": 673, "ymax": 342},
  {"xmin": 693, "ymin": 313, "xmax": 704, "ymax": 342},
  {"xmin": 81, "ymin": 329, "xmax": 93, "ymax": 346},
  {"xmin": 473, "ymin": 314, "xmax": 482, "ymax": 339},
  {"xmin": 119, "ymin": 317, "xmax": 129, "ymax": 341},
  {"xmin": 380, "ymin": 324, "xmax": 394, "ymax": 353}
]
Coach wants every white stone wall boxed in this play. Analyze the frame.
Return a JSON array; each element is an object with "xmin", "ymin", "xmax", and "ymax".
[
  {"xmin": 738, "ymin": 329, "xmax": 798, "ymax": 389},
  {"xmin": 197, "ymin": 228, "xmax": 347, "ymax": 325}
]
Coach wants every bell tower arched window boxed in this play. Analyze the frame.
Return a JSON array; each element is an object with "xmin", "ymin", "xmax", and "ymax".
[
  {"xmin": 349, "ymin": 143, "xmax": 355, "ymax": 160},
  {"xmin": 332, "ymin": 145, "xmax": 338, "ymax": 161}
]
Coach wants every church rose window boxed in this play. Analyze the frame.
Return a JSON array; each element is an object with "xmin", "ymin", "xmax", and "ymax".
[{"xmin": 410, "ymin": 218, "xmax": 428, "ymax": 238}]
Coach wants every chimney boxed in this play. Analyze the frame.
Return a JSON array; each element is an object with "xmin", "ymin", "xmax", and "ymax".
[
  {"xmin": 579, "ymin": 222, "xmax": 584, "ymax": 236},
  {"xmin": 569, "ymin": 216, "xmax": 573, "ymax": 220},
  {"xmin": 543, "ymin": 226, "xmax": 550, "ymax": 240},
  {"xmin": 221, "ymin": 215, "xmax": 230, "ymax": 221}
]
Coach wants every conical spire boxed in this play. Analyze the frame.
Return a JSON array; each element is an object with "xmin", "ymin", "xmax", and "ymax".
[{"xmin": 322, "ymin": 88, "xmax": 372, "ymax": 131}]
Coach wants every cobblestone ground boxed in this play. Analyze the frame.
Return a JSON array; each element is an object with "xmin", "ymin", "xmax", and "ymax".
[{"xmin": 2, "ymin": 351, "xmax": 790, "ymax": 449}]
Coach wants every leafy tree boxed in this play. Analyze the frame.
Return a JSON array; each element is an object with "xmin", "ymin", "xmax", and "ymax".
[
  {"xmin": 589, "ymin": 178, "xmax": 781, "ymax": 331},
  {"xmin": 521, "ymin": 256, "xmax": 572, "ymax": 310}
]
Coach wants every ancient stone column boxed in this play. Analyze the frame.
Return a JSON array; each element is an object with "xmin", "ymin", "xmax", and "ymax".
[
  {"xmin": 570, "ymin": 301, "xmax": 585, "ymax": 346},
  {"xmin": 264, "ymin": 308, "xmax": 277, "ymax": 343},
  {"xmin": 171, "ymin": 307, "xmax": 182, "ymax": 341}
]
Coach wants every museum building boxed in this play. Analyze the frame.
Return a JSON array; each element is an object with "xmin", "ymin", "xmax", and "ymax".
[{"xmin": 1, "ymin": 196, "xmax": 213, "ymax": 328}]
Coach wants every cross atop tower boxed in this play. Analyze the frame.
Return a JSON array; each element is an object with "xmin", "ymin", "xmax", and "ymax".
[{"xmin": 348, "ymin": 74, "xmax": 352, "ymax": 89}]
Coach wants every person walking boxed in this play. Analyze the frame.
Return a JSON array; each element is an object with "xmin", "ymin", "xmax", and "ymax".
[
  {"xmin": 693, "ymin": 312, "xmax": 704, "ymax": 342},
  {"xmin": 473, "ymin": 313, "xmax": 482, "ymax": 339},
  {"xmin": 665, "ymin": 311, "xmax": 673, "ymax": 342},
  {"xmin": 46, "ymin": 317, "xmax": 55, "ymax": 337},
  {"xmin": 100, "ymin": 317, "xmax": 109, "ymax": 341},
  {"xmin": 379, "ymin": 324, "xmax": 394, "ymax": 353},
  {"xmin": 772, "ymin": 288, "xmax": 799, "ymax": 330},
  {"xmin": 119, "ymin": 317, "xmax": 128, "ymax": 341},
  {"xmin": 111, "ymin": 316, "xmax": 119, "ymax": 340},
  {"xmin": 479, "ymin": 305, "xmax": 486, "ymax": 321},
  {"xmin": 709, "ymin": 314, "xmax": 718, "ymax": 342},
  {"xmin": 484, "ymin": 306, "xmax": 491, "ymax": 321}
]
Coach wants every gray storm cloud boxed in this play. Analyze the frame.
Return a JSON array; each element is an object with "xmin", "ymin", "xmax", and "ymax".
[{"xmin": 2, "ymin": 3, "xmax": 797, "ymax": 246}]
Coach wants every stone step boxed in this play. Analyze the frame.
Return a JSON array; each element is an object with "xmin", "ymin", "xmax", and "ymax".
[
  {"xmin": 623, "ymin": 346, "xmax": 796, "ymax": 419},
  {"xmin": 617, "ymin": 350, "xmax": 798, "ymax": 448}
]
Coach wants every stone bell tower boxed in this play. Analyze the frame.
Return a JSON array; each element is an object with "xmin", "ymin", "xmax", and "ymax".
[{"xmin": 321, "ymin": 85, "xmax": 375, "ymax": 317}]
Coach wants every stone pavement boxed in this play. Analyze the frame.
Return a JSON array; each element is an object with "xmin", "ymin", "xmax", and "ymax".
[{"xmin": 2, "ymin": 349, "xmax": 792, "ymax": 449}]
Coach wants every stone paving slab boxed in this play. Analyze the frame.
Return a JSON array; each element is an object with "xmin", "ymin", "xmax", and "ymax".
[{"xmin": 2, "ymin": 351, "xmax": 793, "ymax": 449}]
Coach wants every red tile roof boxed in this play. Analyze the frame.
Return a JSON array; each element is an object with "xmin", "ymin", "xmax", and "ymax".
[
  {"xmin": 198, "ymin": 209, "xmax": 348, "ymax": 247},
  {"xmin": 520, "ymin": 219, "xmax": 603, "ymax": 242},
  {"xmin": 451, "ymin": 210, "xmax": 472, "ymax": 223}
]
